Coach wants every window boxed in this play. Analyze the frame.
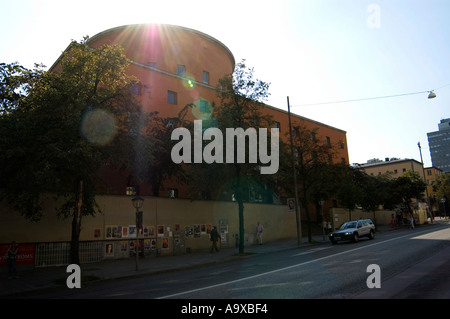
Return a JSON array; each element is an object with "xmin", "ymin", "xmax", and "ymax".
[
  {"xmin": 326, "ymin": 136, "xmax": 331, "ymax": 145},
  {"xmin": 310, "ymin": 132, "xmax": 316, "ymax": 142},
  {"xmin": 177, "ymin": 65, "xmax": 186, "ymax": 77},
  {"xmin": 294, "ymin": 127, "xmax": 299, "ymax": 137},
  {"xmin": 274, "ymin": 121, "xmax": 281, "ymax": 130},
  {"xmin": 167, "ymin": 91, "xmax": 177, "ymax": 104},
  {"xmin": 200, "ymin": 99, "xmax": 210, "ymax": 113},
  {"xmin": 129, "ymin": 83, "xmax": 142, "ymax": 95},
  {"xmin": 203, "ymin": 71, "xmax": 209, "ymax": 84}
]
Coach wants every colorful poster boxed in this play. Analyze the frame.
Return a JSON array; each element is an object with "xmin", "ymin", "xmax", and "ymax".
[{"xmin": 0, "ymin": 243, "xmax": 35, "ymax": 266}]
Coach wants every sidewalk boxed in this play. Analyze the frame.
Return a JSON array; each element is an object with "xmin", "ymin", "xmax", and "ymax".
[{"xmin": 0, "ymin": 222, "xmax": 435, "ymax": 298}]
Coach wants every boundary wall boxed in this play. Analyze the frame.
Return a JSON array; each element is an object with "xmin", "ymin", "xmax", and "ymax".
[{"xmin": 1, "ymin": 195, "xmax": 297, "ymax": 264}]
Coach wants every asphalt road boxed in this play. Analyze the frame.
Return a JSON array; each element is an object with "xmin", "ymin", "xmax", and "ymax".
[{"xmin": 14, "ymin": 222, "xmax": 450, "ymax": 301}]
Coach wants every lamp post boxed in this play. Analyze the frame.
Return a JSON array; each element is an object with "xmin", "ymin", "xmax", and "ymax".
[
  {"xmin": 132, "ymin": 195, "xmax": 144, "ymax": 271},
  {"xmin": 287, "ymin": 96, "xmax": 302, "ymax": 246},
  {"xmin": 418, "ymin": 142, "xmax": 431, "ymax": 223},
  {"xmin": 319, "ymin": 199, "xmax": 325, "ymax": 241}
]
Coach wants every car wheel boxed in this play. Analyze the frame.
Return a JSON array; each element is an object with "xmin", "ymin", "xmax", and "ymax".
[
  {"xmin": 352, "ymin": 232, "xmax": 359, "ymax": 243},
  {"xmin": 369, "ymin": 230, "xmax": 375, "ymax": 239}
]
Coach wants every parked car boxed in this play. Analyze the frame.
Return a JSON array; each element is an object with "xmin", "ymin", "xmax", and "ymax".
[{"xmin": 329, "ymin": 219, "xmax": 375, "ymax": 244}]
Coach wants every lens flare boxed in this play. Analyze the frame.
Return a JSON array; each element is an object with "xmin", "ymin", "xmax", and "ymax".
[{"xmin": 80, "ymin": 108, "xmax": 117, "ymax": 146}]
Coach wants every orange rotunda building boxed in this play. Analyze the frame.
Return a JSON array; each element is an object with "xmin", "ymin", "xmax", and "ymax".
[{"xmin": 52, "ymin": 24, "xmax": 349, "ymax": 201}]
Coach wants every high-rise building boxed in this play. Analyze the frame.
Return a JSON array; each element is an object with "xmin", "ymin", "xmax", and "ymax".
[{"xmin": 427, "ymin": 118, "xmax": 450, "ymax": 173}]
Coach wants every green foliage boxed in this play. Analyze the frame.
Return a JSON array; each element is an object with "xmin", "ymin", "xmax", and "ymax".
[
  {"xmin": 433, "ymin": 173, "xmax": 450, "ymax": 200},
  {"xmin": 0, "ymin": 39, "xmax": 142, "ymax": 221}
]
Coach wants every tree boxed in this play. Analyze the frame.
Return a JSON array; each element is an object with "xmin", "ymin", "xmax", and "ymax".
[
  {"xmin": 134, "ymin": 109, "xmax": 191, "ymax": 196},
  {"xmin": 391, "ymin": 171, "xmax": 426, "ymax": 214},
  {"xmin": 185, "ymin": 60, "xmax": 275, "ymax": 254},
  {"xmin": 278, "ymin": 125, "xmax": 340, "ymax": 242},
  {"xmin": 0, "ymin": 39, "xmax": 143, "ymax": 263},
  {"xmin": 0, "ymin": 62, "xmax": 45, "ymax": 114},
  {"xmin": 433, "ymin": 173, "xmax": 450, "ymax": 201},
  {"xmin": 335, "ymin": 166, "xmax": 367, "ymax": 220}
]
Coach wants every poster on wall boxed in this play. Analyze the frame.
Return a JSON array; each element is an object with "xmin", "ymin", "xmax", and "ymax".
[
  {"xmin": 106, "ymin": 225, "xmax": 123, "ymax": 238},
  {"xmin": 106, "ymin": 226, "xmax": 112, "ymax": 238},
  {"xmin": 185, "ymin": 226, "xmax": 193, "ymax": 237},
  {"xmin": 120, "ymin": 241, "xmax": 128, "ymax": 252},
  {"xmin": 157, "ymin": 225, "xmax": 164, "ymax": 237},
  {"xmin": 122, "ymin": 226, "xmax": 129, "ymax": 238},
  {"xmin": 129, "ymin": 225, "xmax": 137, "ymax": 238},
  {"xmin": 105, "ymin": 243, "xmax": 114, "ymax": 256},
  {"xmin": 194, "ymin": 225, "xmax": 200, "ymax": 237},
  {"xmin": 0, "ymin": 243, "xmax": 36, "ymax": 266},
  {"xmin": 162, "ymin": 237, "xmax": 169, "ymax": 249},
  {"xmin": 148, "ymin": 226, "xmax": 155, "ymax": 238}
]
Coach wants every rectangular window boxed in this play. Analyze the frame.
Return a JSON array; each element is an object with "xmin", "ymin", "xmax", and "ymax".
[
  {"xmin": 203, "ymin": 71, "xmax": 210, "ymax": 84},
  {"xmin": 177, "ymin": 65, "xmax": 186, "ymax": 77},
  {"xmin": 200, "ymin": 99, "xmax": 210, "ymax": 113},
  {"xmin": 326, "ymin": 136, "xmax": 331, "ymax": 145},
  {"xmin": 167, "ymin": 91, "xmax": 177, "ymax": 104}
]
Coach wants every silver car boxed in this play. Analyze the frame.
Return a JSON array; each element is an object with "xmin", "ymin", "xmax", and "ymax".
[{"xmin": 329, "ymin": 219, "xmax": 375, "ymax": 244}]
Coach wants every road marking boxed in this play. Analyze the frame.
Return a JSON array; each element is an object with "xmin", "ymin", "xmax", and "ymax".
[
  {"xmin": 157, "ymin": 227, "xmax": 445, "ymax": 299},
  {"xmin": 292, "ymin": 246, "xmax": 333, "ymax": 256}
]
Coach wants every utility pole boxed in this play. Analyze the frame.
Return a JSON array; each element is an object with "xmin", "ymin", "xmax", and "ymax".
[
  {"xmin": 418, "ymin": 142, "xmax": 432, "ymax": 223},
  {"xmin": 288, "ymin": 96, "xmax": 302, "ymax": 246}
]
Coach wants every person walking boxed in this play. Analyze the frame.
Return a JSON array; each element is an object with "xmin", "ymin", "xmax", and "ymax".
[
  {"xmin": 210, "ymin": 226, "xmax": 220, "ymax": 253},
  {"xmin": 322, "ymin": 220, "xmax": 328, "ymax": 235},
  {"xmin": 6, "ymin": 241, "xmax": 19, "ymax": 279},
  {"xmin": 409, "ymin": 213, "xmax": 415, "ymax": 230},
  {"xmin": 256, "ymin": 222, "xmax": 264, "ymax": 245}
]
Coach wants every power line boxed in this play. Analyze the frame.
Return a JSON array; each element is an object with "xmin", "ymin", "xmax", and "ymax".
[{"xmin": 291, "ymin": 84, "xmax": 450, "ymax": 107}]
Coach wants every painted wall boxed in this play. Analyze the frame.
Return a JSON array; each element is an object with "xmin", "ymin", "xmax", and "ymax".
[{"xmin": 0, "ymin": 195, "xmax": 297, "ymax": 255}]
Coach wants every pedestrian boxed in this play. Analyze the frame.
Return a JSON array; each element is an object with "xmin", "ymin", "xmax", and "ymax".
[
  {"xmin": 6, "ymin": 241, "xmax": 19, "ymax": 279},
  {"xmin": 327, "ymin": 221, "xmax": 332, "ymax": 234},
  {"xmin": 409, "ymin": 213, "xmax": 415, "ymax": 230},
  {"xmin": 210, "ymin": 226, "xmax": 220, "ymax": 253},
  {"xmin": 256, "ymin": 222, "xmax": 264, "ymax": 245},
  {"xmin": 322, "ymin": 220, "xmax": 328, "ymax": 235}
]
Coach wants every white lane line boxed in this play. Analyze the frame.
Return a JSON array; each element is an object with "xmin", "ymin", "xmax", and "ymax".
[{"xmin": 292, "ymin": 246, "xmax": 333, "ymax": 256}]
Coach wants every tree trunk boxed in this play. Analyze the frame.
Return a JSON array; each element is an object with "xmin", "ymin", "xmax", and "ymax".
[
  {"xmin": 71, "ymin": 179, "xmax": 83, "ymax": 264},
  {"xmin": 235, "ymin": 165, "xmax": 245, "ymax": 255}
]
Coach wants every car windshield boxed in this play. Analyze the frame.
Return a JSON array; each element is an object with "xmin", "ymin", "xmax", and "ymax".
[{"xmin": 340, "ymin": 221, "xmax": 357, "ymax": 230}]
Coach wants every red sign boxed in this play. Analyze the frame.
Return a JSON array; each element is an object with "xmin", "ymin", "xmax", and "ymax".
[{"xmin": 0, "ymin": 243, "xmax": 35, "ymax": 266}]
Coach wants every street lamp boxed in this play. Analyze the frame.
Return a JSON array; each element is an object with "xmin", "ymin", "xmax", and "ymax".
[
  {"xmin": 319, "ymin": 199, "xmax": 325, "ymax": 241},
  {"xmin": 418, "ymin": 142, "xmax": 431, "ymax": 223},
  {"xmin": 287, "ymin": 96, "xmax": 302, "ymax": 246},
  {"xmin": 132, "ymin": 195, "xmax": 144, "ymax": 271}
]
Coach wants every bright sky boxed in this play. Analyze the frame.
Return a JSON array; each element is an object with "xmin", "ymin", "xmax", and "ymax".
[{"xmin": 1, "ymin": 0, "xmax": 449, "ymax": 168}]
